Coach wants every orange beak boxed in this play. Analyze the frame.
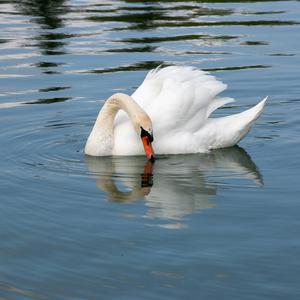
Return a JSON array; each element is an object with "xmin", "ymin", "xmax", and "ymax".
[{"xmin": 141, "ymin": 136, "xmax": 155, "ymax": 161}]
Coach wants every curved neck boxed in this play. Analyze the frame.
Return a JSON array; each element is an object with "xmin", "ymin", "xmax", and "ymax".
[
  {"xmin": 96, "ymin": 93, "xmax": 146, "ymax": 130},
  {"xmin": 85, "ymin": 93, "xmax": 147, "ymax": 156}
]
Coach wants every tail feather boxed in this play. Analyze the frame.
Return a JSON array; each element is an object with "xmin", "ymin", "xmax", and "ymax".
[
  {"xmin": 206, "ymin": 97, "xmax": 235, "ymax": 118},
  {"xmin": 196, "ymin": 97, "xmax": 268, "ymax": 150}
]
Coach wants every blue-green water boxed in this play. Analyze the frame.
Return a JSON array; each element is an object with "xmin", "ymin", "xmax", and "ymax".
[{"xmin": 1, "ymin": 1, "xmax": 300, "ymax": 299}]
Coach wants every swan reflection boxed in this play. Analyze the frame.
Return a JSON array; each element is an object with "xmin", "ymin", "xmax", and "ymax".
[{"xmin": 85, "ymin": 147, "xmax": 263, "ymax": 222}]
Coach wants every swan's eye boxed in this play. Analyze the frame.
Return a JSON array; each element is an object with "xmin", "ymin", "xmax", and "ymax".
[
  {"xmin": 148, "ymin": 132, "xmax": 154, "ymax": 143},
  {"xmin": 141, "ymin": 127, "xmax": 154, "ymax": 142}
]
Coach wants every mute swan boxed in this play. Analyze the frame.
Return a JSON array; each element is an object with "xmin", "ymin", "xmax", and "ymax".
[{"xmin": 85, "ymin": 66, "xmax": 267, "ymax": 159}]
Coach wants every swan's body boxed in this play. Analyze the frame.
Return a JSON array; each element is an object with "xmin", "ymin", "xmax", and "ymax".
[{"xmin": 85, "ymin": 66, "xmax": 267, "ymax": 157}]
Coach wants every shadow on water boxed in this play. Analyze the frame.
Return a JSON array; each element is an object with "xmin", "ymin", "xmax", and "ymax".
[{"xmin": 85, "ymin": 146, "xmax": 263, "ymax": 223}]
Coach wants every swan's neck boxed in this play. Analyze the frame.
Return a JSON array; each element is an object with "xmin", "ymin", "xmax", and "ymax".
[
  {"xmin": 85, "ymin": 93, "xmax": 146, "ymax": 156},
  {"xmin": 98, "ymin": 93, "xmax": 145, "ymax": 128}
]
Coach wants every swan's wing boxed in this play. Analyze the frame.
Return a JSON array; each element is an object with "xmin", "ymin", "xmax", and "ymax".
[
  {"xmin": 196, "ymin": 97, "xmax": 268, "ymax": 150},
  {"xmin": 131, "ymin": 66, "xmax": 230, "ymax": 135}
]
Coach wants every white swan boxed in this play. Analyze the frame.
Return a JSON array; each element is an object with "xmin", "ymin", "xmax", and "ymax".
[{"xmin": 85, "ymin": 66, "xmax": 267, "ymax": 159}]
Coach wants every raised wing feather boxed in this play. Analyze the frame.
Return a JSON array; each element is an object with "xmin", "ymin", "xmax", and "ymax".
[{"xmin": 131, "ymin": 66, "xmax": 229, "ymax": 135}]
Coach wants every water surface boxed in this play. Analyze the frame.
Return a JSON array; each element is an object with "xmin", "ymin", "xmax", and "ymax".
[{"xmin": 1, "ymin": 0, "xmax": 300, "ymax": 299}]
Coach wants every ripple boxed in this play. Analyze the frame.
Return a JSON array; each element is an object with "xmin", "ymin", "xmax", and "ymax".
[
  {"xmin": 240, "ymin": 41, "xmax": 269, "ymax": 46},
  {"xmin": 1, "ymin": 114, "xmax": 86, "ymax": 178},
  {"xmin": 241, "ymin": 10, "xmax": 285, "ymax": 15},
  {"xmin": 0, "ymin": 73, "xmax": 32, "ymax": 78},
  {"xmin": 204, "ymin": 65, "xmax": 271, "ymax": 72},
  {"xmin": 39, "ymin": 86, "xmax": 70, "ymax": 93},
  {"xmin": 34, "ymin": 61, "xmax": 65, "ymax": 68},
  {"xmin": 87, "ymin": 12, "xmax": 189, "ymax": 23},
  {"xmin": 0, "ymin": 281, "xmax": 47, "ymax": 300},
  {"xmin": 102, "ymin": 5, "xmax": 232, "ymax": 16},
  {"xmin": 120, "ymin": 34, "xmax": 238, "ymax": 44},
  {"xmin": 77, "ymin": 61, "xmax": 166, "ymax": 74},
  {"xmin": 0, "ymin": 52, "xmax": 40, "ymax": 61},
  {"xmin": 113, "ymin": 20, "xmax": 299, "ymax": 31},
  {"xmin": 105, "ymin": 45, "xmax": 156, "ymax": 53},
  {"xmin": 0, "ymin": 97, "xmax": 74, "ymax": 109},
  {"xmin": 269, "ymin": 53, "xmax": 296, "ymax": 57},
  {"xmin": 25, "ymin": 97, "xmax": 72, "ymax": 104}
]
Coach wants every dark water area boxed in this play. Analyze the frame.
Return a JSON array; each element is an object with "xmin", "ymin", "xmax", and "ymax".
[{"xmin": 1, "ymin": 0, "xmax": 300, "ymax": 299}]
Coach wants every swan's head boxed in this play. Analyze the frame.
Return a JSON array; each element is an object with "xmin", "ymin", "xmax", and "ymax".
[
  {"xmin": 134, "ymin": 114, "xmax": 155, "ymax": 161},
  {"xmin": 140, "ymin": 126, "xmax": 155, "ymax": 161}
]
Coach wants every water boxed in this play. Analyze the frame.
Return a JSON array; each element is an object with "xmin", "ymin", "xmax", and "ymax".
[{"xmin": 1, "ymin": 0, "xmax": 300, "ymax": 299}]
